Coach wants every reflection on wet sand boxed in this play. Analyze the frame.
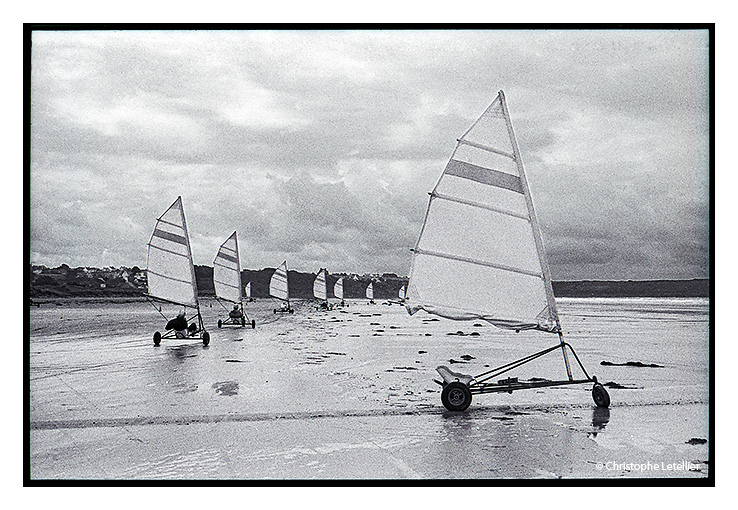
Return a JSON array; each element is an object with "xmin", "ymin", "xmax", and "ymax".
[
  {"xmin": 589, "ymin": 407, "xmax": 610, "ymax": 438},
  {"xmin": 592, "ymin": 407, "xmax": 610, "ymax": 429},
  {"xmin": 166, "ymin": 343, "xmax": 206, "ymax": 363}
]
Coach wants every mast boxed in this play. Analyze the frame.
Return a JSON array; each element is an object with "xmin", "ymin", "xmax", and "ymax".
[
  {"xmin": 313, "ymin": 268, "xmax": 328, "ymax": 303},
  {"xmin": 285, "ymin": 261, "xmax": 290, "ymax": 308},
  {"xmin": 498, "ymin": 91, "xmax": 559, "ymax": 328},
  {"xmin": 498, "ymin": 91, "xmax": 570, "ymax": 377},
  {"xmin": 270, "ymin": 260, "xmax": 290, "ymax": 307},
  {"xmin": 177, "ymin": 197, "xmax": 198, "ymax": 307},
  {"xmin": 406, "ymin": 90, "xmax": 557, "ymax": 332},
  {"xmin": 213, "ymin": 231, "xmax": 242, "ymax": 305},
  {"xmin": 146, "ymin": 196, "xmax": 199, "ymax": 309},
  {"xmin": 234, "ymin": 231, "xmax": 242, "ymax": 304}
]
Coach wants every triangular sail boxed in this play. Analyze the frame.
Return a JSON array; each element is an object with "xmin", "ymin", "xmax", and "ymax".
[
  {"xmin": 269, "ymin": 260, "xmax": 290, "ymax": 302},
  {"xmin": 146, "ymin": 196, "xmax": 198, "ymax": 308},
  {"xmin": 213, "ymin": 231, "xmax": 242, "ymax": 304},
  {"xmin": 399, "ymin": 285, "xmax": 406, "ymax": 300},
  {"xmin": 406, "ymin": 91, "xmax": 559, "ymax": 332},
  {"xmin": 244, "ymin": 281, "xmax": 251, "ymax": 299},
  {"xmin": 366, "ymin": 282, "xmax": 374, "ymax": 300},
  {"xmin": 334, "ymin": 278, "xmax": 344, "ymax": 300},
  {"xmin": 313, "ymin": 268, "xmax": 328, "ymax": 301}
]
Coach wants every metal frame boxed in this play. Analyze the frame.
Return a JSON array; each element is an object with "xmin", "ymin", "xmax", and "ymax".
[
  {"xmin": 216, "ymin": 298, "xmax": 250, "ymax": 327},
  {"xmin": 145, "ymin": 294, "xmax": 208, "ymax": 341},
  {"xmin": 273, "ymin": 298, "xmax": 294, "ymax": 313},
  {"xmin": 460, "ymin": 340, "xmax": 597, "ymax": 396},
  {"xmin": 315, "ymin": 300, "xmax": 334, "ymax": 311}
]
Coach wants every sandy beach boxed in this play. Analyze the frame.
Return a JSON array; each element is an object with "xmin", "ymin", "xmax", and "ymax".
[{"xmin": 29, "ymin": 297, "xmax": 710, "ymax": 480}]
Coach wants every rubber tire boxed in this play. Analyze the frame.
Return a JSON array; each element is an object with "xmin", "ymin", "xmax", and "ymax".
[
  {"xmin": 153, "ymin": 331, "xmax": 161, "ymax": 346},
  {"xmin": 202, "ymin": 331, "xmax": 210, "ymax": 346},
  {"xmin": 441, "ymin": 381, "xmax": 472, "ymax": 411},
  {"xmin": 592, "ymin": 383, "xmax": 610, "ymax": 408},
  {"xmin": 218, "ymin": 319, "xmax": 223, "ymax": 328},
  {"xmin": 289, "ymin": 309, "xmax": 294, "ymax": 314},
  {"xmin": 251, "ymin": 319, "xmax": 256, "ymax": 329},
  {"xmin": 241, "ymin": 317, "xmax": 246, "ymax": 327}
]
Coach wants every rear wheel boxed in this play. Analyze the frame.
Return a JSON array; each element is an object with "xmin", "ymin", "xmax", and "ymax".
[
  {"xmin": 202, "ymin": 331, "xmax": 210, "ymax": 346},
  {"xmin": 441, "ymin": 381, "xmax": 472, "ymax": 411},
  {"xmin": 251, "ymin": 319, "xmax": 256, "ymax": 329},
  {"xmin": 153, "ymin": 331, "xmax": 161, "ymax": 346},
  {"xmin": 241, "ymin": 317, "xmax": 246, "ymax": 327},
  {"xmin": 592, "ymin": 383, "xmax": 610, "ymax": 408}
]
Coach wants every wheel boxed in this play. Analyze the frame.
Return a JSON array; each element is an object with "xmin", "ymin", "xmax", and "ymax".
[
  {"xmin": 251, "ymin": 319, "xmax": 256, "ymax": 329},
  {"xmin": 218, "ymin": 319, "xmax": 223, "ymax": 328},
  {"xmin": 289, "ymin": 309, "xmax": 294, "ymax": 314},
  {"xmin": 153, "ymin": 331, "xmax": 161, "ymax": 346},
  {"xmin": 241, "ymin": 317, "xmax": 246, "ymax": 327},
  {"xmin": 202, "ymin": 331, "xmax": 210, "ymax": 346},
  {"xmin": 592, "ymin": 383, "xmax": 610, "ymax": 408},
  {"xmin": 273, "ymin": 309, "xmax": 277, "ymax": 313},
  {"xmin": 441, "ymin": 381, "xmax": 472, "ymax": 411}
]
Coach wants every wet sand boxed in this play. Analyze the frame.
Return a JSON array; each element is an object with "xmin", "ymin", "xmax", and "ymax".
[{"xmin": 29, "ymin": 297, "xmax": 710, "ymax": 479}]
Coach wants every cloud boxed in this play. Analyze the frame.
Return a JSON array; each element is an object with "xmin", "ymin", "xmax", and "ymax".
[{"xmin": 29, "ymin": 29, "xmax": 710, "ymax": 280}]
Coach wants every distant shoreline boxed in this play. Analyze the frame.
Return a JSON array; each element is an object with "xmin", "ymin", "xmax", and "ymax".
[
  {"xmin": 552, "ymin": 279, "xmax": 709, "ymax": 298},
  {"xmin": 28, "ymin": 265, "xmax": 709, "ymax": 300},
  {"xmin": 29, "ymin": 294, "xmax": 710, "ymax": 307}
]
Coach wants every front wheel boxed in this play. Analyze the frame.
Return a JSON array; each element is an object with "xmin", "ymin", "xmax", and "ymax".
[
  {"xmin": 441, "ymin": 381, "xmax": 472, "ymax": 411},
  {"xmin": 202, "ymin": 331, "xmax": 210, "ymax": 346},
  {"xmin": 592, "ymin": 383, "xmax": 610, "ymax": 408},
  {"xmin": 153, "ymin": 331, "xmax": 161, "ymax": 346},
  {"xmin": 217, "ymin": 319, "xmax": 223, "ymax": 328}
]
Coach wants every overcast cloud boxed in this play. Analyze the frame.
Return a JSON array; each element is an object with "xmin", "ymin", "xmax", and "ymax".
[{"xmin": 29, "ymin": 29, "xmax": 710, "ymax": 280}]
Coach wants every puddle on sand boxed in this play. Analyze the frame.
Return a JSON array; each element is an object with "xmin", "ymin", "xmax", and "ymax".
[{"xmin": 212, "ymin": 381, "xmax": 239, "ymax": 396}]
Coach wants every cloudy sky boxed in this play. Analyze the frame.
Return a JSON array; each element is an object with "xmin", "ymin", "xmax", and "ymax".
[{"xmin": 29, "ymin": 28, "xmax": 710, "ymax": 281}]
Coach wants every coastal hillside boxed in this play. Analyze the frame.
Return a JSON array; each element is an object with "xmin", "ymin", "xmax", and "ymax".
[
  {"xmin": 27, "ymin": 264, "xmax": 408, "ymax": 300},
  {"xmin": 28, "ymin": 264, "xmax": 709, "ymax": 300}
]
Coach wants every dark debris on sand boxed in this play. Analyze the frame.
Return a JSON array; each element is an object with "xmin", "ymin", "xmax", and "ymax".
[
  {"xmin": 686, "ymin": 437, "xmax": 708, "ymax": 445},
  {"xmin": 603, "ymin": 381, "xmax": 641, "ymax": 389},
  {"xmin": 601, "ymin": 360, "xmax": 664, "ymax": 368}
]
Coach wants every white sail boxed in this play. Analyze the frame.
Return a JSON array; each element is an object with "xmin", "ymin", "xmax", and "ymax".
[
  {"xmin": 146, "ymin": 196, "xmax": 198, "ymax": 308},
  {"xmin": 366, "ymin": 282, "xmax": 374, "ymax": 300},
  {"xmin": 213, "ymin": 231, "xmax": 242, "ymax": 304},
  {"xmin": 313, "ymin": 268, "xmax": 328, "ymax": 301},
  {"xmin": 334, "ymin": 278, "xmax": 344, "ymax": 300},
  {"xmin": 399, "ymin": 285, "xmax": 406, "ymax": 300},
  {"xmin": 406, "ymin": 91, "xmax": 559, "ymax": 332},
  {"xmin": 244, "ymin": 281, "xmax": 251, "ymax": 299},
  {"xmin": 270, "ymin": 260, "xmax": 290, "ymax": 302}
]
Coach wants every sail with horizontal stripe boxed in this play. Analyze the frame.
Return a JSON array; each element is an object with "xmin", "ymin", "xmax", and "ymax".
[
  {"xmin": 146, "ymin": 196, "xmax": 198, "ymax": 308},
  {"xmin": 406, "ymin": 91, "xmax": 559, "ymax": 332},
  {"xmin": 366, "ymin": 282, "xmax": 374, "ymax": 300},
  {"xmin": 313, "ymin": 268, "xmax": 328, "ymax": 301},
  {"xmin": 334, "ymin": 278, "xmax": 344, "ymax": 300},
  {"xmin": 270, "ymin": 260, "xmax": 290, "ymax": 302},
  {"xmin": 213, "ymin": 231, "xmax": 242, "ymax": 304}
]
